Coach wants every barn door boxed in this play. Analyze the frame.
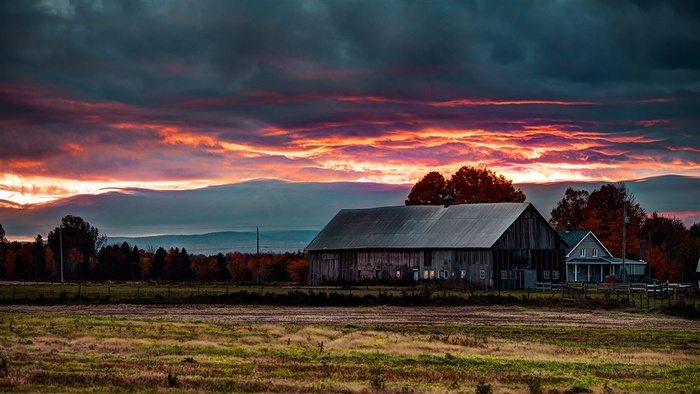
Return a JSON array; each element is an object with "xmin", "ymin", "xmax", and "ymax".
[{"xmin": 523, "ymin": 269, "xmax": 536, "ymax": 289}]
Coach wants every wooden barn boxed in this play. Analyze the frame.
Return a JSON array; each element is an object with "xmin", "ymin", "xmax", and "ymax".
[{"xmin": 305, "ymin": 202, "xmax": 569, "ymax": 289}]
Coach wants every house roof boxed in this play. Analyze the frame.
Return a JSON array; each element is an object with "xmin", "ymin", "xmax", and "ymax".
[
  {"xmin": 558, "ymin": 231, "xmax": 589, "ymax": 253},
  {"xmin": 558, "ymin": 230, "xmax": 614, "ymax": 258},
  {"xmin": 306, "ymin": 202, "xmax": 538, "ymax": 251}
]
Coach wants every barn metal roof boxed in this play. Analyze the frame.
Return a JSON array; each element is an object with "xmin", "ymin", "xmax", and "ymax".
[{"xmin": 306, "ymin": 203, "xmax": 533, "ymax": 251}]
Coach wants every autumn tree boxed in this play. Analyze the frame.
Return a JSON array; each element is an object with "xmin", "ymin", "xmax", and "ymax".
[
  {"xmin": 581, "ymin": 183, "xmax": 645, "ymax": 259},
  {"xmin": 549, "ymin": 188, "xmax": 590, "ymax": 231},
  {"xmin": 405, "ymin": 171, "xmax": 447, "ymax": 205},
  {"xmin": 227, "ymin": 251, "xmax": 252, "ymax": 281},
  {"xmin": 676, "ymin": 230, "xmax": 700, "ymax": 282},
  {"xmin": 288, "ymin": 258, "xmax": 309, "ymax": 283},
  {"xmin": 644, "ymin": 214, "xmax": 700, "ymax": 282},
  {"xmin": 406, "ymin": 166, "xmax": 525, "ymax": 206},
  {"xmin": 448, "ymin": 166, "xmax": 526, "ymax": 204}
]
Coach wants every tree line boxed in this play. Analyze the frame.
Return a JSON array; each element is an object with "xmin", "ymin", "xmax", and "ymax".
[
  {"xmin": 0, "ymin": 217, "xmax": 308, "ymax": 283},
  {"xmin": 548, "ymin": 184, "xmax": 699, "ymax": 282}
]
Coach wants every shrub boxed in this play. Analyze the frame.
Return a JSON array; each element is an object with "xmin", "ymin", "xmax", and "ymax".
[
  {"xmin": 475, "ymin": 379, "xmax": 492, "ymax": 394},
  {"xmin": 166, "ymin": 372, "xmax": 179, "ymax": 387},
  {"xmin": 525, "ymin": 375, "xmax": 543, "ymax": 394},
  {"xmin": 369, "ymin": 368, "xmax": 385, "ymax": 389},
  {"xmin": 0, "ymin": 354, "xmax": 8, "ymax": 378}
]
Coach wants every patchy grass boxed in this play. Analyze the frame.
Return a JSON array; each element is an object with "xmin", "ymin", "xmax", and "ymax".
[{"xmin": 0, "ymin": 312, "xmax": 698, "ymax": 393}]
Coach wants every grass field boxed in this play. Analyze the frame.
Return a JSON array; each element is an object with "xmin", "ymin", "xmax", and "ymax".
[
  {"xmin": 1, "ymin": 309, "xmax": 698, "ymax": 393},
  {"xmin": 0, "ymin": 282, "xmax": 698, "ymax": 393}
]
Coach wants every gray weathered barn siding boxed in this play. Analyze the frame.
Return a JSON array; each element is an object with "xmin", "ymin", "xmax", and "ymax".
[{"xmin": 306, "ymin": 203, "xmax": 568, "ymax": 288}]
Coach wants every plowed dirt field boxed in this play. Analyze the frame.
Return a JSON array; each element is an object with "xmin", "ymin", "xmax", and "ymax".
[{"xmin": 2, "ymin": 304, "xmax": 697, "ymax": 329}]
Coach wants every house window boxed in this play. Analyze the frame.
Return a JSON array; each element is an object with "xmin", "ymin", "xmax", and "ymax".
[
  {"xmin": 501, "ymin": 270, "xmax": 508, "ymax": 280},
  {"xmin": 543, "ymin": 270, "xmax": 550, "ymax": 280},
  {"xmin": 579, "ymin": 248, "xmax": 586, "ymax": 257},
  {"xmin": 552, "ymin": 270, "xmax": 559, "ymax": 280},
  {"xmin": 592, "ymin": 248, "xmax": 598, "ymax": 257},
  {"xmin": 479, "ymin": 270, "xmax": 486, "ymax": 280}
]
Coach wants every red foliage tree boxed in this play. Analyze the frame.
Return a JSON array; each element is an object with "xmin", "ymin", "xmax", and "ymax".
[
  {"xmin": 406, "ymin": 166, "xmax": 525, "ymax": 206},
  {"xmin": 581, "ymin": 183, "xmax": 645, "ymax": 259},
  {"xmin": 405, "ymin": 171, "xmax": 447, "ymax": 205}
]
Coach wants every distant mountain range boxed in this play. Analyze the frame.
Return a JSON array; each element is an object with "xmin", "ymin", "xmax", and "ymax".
[
  {"xmin": 106, "ymin": 230, "xmax": 319, "ymax": 255},
  {"xmin": 2, "ymin": 176, "xmax": 698, "ymax": 252}
]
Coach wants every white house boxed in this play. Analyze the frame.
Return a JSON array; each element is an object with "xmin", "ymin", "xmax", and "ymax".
[{"xmin": 558, "ymin": 230, "xmax": 647, "ymax": 282}]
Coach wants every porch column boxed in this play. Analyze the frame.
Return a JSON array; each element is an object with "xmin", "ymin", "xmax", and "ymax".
[
  {"xmin": 574, "ymin": 264, "xmax": 578, "ymax": 282},
  {"xmin": 587, "ymin": 265, "xmax": 591, "ymax": 282}
]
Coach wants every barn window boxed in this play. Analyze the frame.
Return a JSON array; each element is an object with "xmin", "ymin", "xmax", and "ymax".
[
  {"xmin": 543, "ymin": 270, "xmax": 550, "ymax": 280},
  {"xmin": 460, "ymin": 270, "xmax": 466, "ymax": 279},
  {"xmin": 552, "ymin": 270, "xmax": 559, "ymax": 280},
  {"xmin": 479, "ymin": 270, "xmax": 485, "ymax": 280},
  {"xmin": 396, "ymin": 270, "xmax": 401, "ymax": 279},
  {"xmin": 423, "ymin": 270, "xmax": 429, "ymax": 280},
  {"xmin": 430, "ymin": 270, "xmax": 435, "ymax": 279},
  {"xmin": 510, "ymin": 270, "xmax": 516, "ymax": 280},
  {"xmin": 501, "ymin": 270, "xmax": 508, "ymax": 280}
]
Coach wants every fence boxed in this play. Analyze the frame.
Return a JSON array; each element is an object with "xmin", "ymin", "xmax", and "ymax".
[{"xmin": 558, "ymin": 281, "xmax": 699, "ymax": 309}]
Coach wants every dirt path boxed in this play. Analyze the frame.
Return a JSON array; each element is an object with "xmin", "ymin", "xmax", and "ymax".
[{"xmin": 1, "ymin": 304, "xmax": 697, "ymax": 330}]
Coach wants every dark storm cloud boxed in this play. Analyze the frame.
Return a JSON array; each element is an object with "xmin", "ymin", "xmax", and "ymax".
[{"xmin": 1, "ymin": 0, "xmax": 698, "ymax": 202}]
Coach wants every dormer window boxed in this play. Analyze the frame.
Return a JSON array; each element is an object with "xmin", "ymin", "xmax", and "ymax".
[{"xmin": 580, "ymin": 248, "xmax": 586, "ymax": 257}]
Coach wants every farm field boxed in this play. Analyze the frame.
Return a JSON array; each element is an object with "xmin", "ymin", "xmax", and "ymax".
[{"xmin": 1, "ymin": 304, "xmax": 698, "ymax": 393}]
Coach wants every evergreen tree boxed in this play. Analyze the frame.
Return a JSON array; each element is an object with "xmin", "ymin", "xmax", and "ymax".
[
  {"xmin": 130, "ymin": 245, "xmax": 141, "ymax": 279},
  {"xmin": 151, "ymin": 247, "xmax": 167, "ymax": 280},
  {"xmin": 216, "ymin": 252, "xmax": 231, "ymax": 282},
  {"xmin": 31, "ymin": 234, "xmax": 47, "ymax": 280}
]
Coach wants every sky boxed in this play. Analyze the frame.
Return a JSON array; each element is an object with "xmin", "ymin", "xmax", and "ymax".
[{"xmin": 1, "ymin": 0, "xmax": 699, "ymax": 210}]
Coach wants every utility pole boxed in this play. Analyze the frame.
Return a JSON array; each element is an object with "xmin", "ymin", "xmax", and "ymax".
[
  {"xmin": 60, "ymin": 225, "xmax": 64, "ymax": 284},
  {"xmin": 256, "ymin": 226, "xmax": 260, "ymax": 283}
]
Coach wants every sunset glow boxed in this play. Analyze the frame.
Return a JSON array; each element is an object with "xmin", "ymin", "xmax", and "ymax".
[{"xmin": 0, "ymin": 0, "xmax": 698, "ymax": 220}]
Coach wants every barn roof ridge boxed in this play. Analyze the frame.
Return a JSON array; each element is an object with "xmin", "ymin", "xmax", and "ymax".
[{"xmin": 306, "ymin": 202, "xmax": 536, "ymax": 251}]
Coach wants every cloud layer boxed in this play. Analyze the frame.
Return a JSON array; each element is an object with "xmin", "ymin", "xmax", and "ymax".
[{"xmin": 1, "ymin": 0, "xmax": 699, "ymax": 206}]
